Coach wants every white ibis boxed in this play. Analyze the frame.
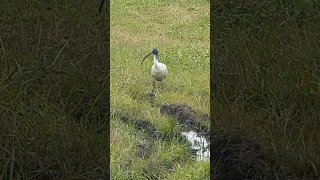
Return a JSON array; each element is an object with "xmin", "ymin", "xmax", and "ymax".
[{"xmin": 141, "ymin": 48, "xmax": 168, "ymax": 93}]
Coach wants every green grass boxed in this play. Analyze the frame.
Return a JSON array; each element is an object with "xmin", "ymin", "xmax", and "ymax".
[
  {"xmin": 213, "ymin": 0, "xmax": 320, "ymax": 178},
  {"xmin": 0, "ymin": 0, "xmax": 109, "ymax": 179},
  {"xmin": 110, "ymin": 0, "xmax": 210, "ymax": 179}
]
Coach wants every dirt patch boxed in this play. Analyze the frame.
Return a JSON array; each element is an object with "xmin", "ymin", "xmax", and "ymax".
[
  {"xmin": 145, "ymin": 92, "xmax": 155, "ymax": 107},
  {"xmin": 119, "ymin": 116, "xmax": 161, "ymax": 159},
  {"xmin": 160, "ymin": 103, "xmax": 209, "ymax": 135},
  {"xmin": 118, "ymin": 103, "xmax": 211, "ymax": 162},
  {"xmin": 119, "ymin": 116, "xmax": 162, "ymax": 139},
  {"xmin": 134, "ymin": 118, "xmax": 162, "ymax": 139},
  {"xmin": 136, "ymin": 142, "xmax": 153, "ymax": 159},
  {"xmin": 160, "ymin": 103, "xmax": 198, "ymax": 126},
  {"xmin": 120, "ymin": 116, "xmax": 161, "ymax": 139},
  {"xmin": 159, "ymin": 103, "xmax": 210, "ymax": 161},
  {"xmin": 145, "ymin": 92, "xmax": 155, "ymax": 99}
]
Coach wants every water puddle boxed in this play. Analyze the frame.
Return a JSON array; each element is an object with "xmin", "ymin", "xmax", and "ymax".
[{"xmin": 181, "ymin": 131, "xmax": 210, "ymax": 162}]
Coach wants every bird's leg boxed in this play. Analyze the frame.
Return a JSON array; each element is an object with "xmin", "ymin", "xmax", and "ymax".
[
  {"xmin": 152, "ymin": 78, "xmax": 156, "ymax": 93},
  {"xmin": 161, "ymin": 80, "xmax": 164, "ymax": 92}
]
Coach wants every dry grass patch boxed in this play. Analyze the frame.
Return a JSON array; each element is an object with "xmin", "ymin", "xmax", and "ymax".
[
  {"xmin": 111, "ymin": 27, "xmax": 140, "ymax": 45},
  {"xmin": 157, "ymin": 4, "xmax": 194, "ymax": 23}
]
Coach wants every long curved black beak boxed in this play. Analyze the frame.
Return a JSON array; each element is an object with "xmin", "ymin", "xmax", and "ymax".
[{"xmin": 141, "ymin": 52, "xmax": 152, "ymax": 65}]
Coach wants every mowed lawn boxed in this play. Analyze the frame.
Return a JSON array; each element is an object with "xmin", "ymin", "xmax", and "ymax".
[{"xmin": 110, "ymin": 0, "xmax": 210, "ymax": 179}]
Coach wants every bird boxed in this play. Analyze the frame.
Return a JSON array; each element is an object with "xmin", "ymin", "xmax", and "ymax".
[{"xmin": 141, "ymin": 48, "xmax": 168, "ymax": 93}]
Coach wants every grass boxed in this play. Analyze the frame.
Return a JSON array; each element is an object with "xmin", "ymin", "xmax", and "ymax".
[
  {"xmin": 0, "ymin": 0, "xmax": 109, "ymax": 179},
  {"xmin": 4, "ymin": 0, "xmax": 320, "ymax": 179},
  {"xmin": 213, "ymin": 0, "xmax": 320, "ymax": 178},
  {"xmin": 110, "ymin": 0, "xmax": 210, "ymax": 179}
]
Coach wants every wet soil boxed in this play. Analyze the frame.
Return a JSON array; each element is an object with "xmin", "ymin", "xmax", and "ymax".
[
  {"xmin": 118, "ymin": 101, "xmax": 211, "ymax": 163},
  {"xmin": 118, "ymin": 98, "xmax": 319, "ymax": 179},
  {"xmin": 160, "ymin": 103, "xmax": 198, "ymax": 126},
  {"xmin": 119, "ymin": 116, "xmax": 161, "ymax": 159},
  {"xmin": 160, "ymin": 103, "xmax": 210, "ymax": 136},
  {"xmin": 117, "ymin": 92, "xmax": 320, "ymax": 179},
  {"xmin": 120, "ymin": 116, "xmax": 161, "ymax": 140}
]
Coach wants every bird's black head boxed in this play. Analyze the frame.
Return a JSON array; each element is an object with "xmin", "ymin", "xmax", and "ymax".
[
  {"xmin": 151, "ymin": 48, "xmax": 158, "ymax": 56},
  {"xmin": 141, "ymin": 48, "xmax": 159, "ymax": 65}
]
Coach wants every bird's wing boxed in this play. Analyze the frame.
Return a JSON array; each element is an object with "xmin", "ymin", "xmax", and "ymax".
[
  {"xmin": 151, "ymin": 64, "xmax": 156, "ymax": 76},
  {"xmin": 163, "ymin": 64, "xmax": 168, "ymax": 78}
]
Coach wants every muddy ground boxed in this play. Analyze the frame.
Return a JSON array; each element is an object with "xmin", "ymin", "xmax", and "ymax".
[{"xmin": 117, "ymin": 97, "xmax": 319, "ymax": 179}]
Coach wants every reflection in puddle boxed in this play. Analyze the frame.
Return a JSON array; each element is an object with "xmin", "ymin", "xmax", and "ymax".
[{"xmin": 181, "ymin": 131, "xmax": 210, "ymax": 162}]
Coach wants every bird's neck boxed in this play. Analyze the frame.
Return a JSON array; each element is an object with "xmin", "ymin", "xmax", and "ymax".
[{"xmin": 153, "ymin": 55, "xmax": 159, "ymax": 66}]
